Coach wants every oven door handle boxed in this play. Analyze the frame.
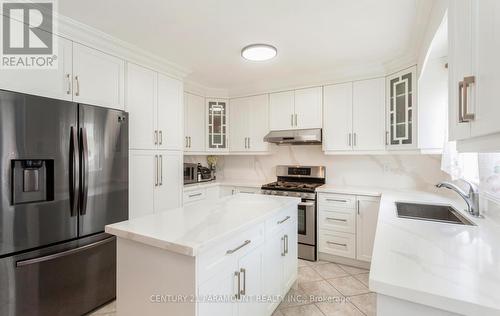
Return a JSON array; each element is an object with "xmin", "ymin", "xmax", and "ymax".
[{"xmin": 298, "ymin": 202, "xmax": 315, "ymax": 207}]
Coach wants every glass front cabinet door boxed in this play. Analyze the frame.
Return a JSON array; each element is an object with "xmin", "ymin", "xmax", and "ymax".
[
  {"xmin": 386, "ymin": 66, "xmax": 417, "ymax": 149},
  {"xmin": 206, "ymin": 99, "xmax": 229, "ymax": 152}
]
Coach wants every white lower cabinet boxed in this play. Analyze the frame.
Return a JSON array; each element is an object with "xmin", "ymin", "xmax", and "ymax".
[
  {"xmin": 318, "ymin": 193, "xmax": 380, "ymax": 263},
  {"xmin": 196, "ymin": 208, "xmax": 297, "ymax": 316},
  {"xmin": 129, "ymin": 150, "xmax": 182, "ymax": 219},
  {"xmin": 356, "ymin": 196, "xmax": 380, "ymax": 262}
]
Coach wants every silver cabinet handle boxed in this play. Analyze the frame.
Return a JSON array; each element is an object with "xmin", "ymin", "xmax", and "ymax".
[
  {"xmin": 185, "ymin": 136, "xmax": 188, "ymax": 148},
  {"xmin": 326, "ymin": 217, "xmax": 347, "ymax": 222},
  {"xmin": 284, "ymin": 234, "xmax": 289, "ymax": 255},
  {"xmin": 240, "ymin": 268, "xmax": 246, "ymax": 295},
  {"xmin": 294, "ymin": 113, "xmax": 298, "ymax": 127},
  {"xmin": 226, "ymin": 240, "xmax": 251, "ymax": 255},
  {"xmin": 248, "ymin": 137, "xmax": 250, "ymax": 149},
  {"xmin": 66, "ymin": 74, "xmax": 71, "ymax": 95},
  {"xmin": 353, "ymin": 133, "xmax": 357, "ymax": 147},
  {"xmin": 154, "ymin": 130, "xmax": 158, "ymax": 145},
  {"xmin": 357, "ymin": 200, "xmax": 360, "ymax": 215},
  {"xmin": 74, "ymin": 75, "xmax": 80, "ymax": 96},
  {"xmin": 327, "ymin": 241, "xmax": 347, "ymax": 247},
  {"xmin": 348, "ymin": 133, "xmax": 352, "ymax": 147},
  {"xmin": 277, "ymin": 216, "xmax": 291, "ymax": 224},
  {"xmin": 188, "ymin": 192, "xmax": 202, "ymax": 198},
  {"xmin": 159, "ymin": 154, "xmax": 163, "ymax": 186},
  {"xmin": 461, "ymin": 76, "xmax": 476, "ymax": 122},
  {"xmin": 326, "ymin": 198, "xmax": 347, "ymax": 203},
  {"xmin": 154, "ymin": 155, "xmax": 158, "ymax": 187},
  {"xmin": 234, "ymin": 271, "xmax": 241, "ymax": 299},
  {"xmin": 281, "ymin": 236, "xmax": 285, "ymax": 256},
  {"xmin": 291, "ymin": 114, "xmax": 294, "ymax": 127},
  {"xmin": 188, "ymin": 136, "xmax": 191, "ymax": 148},
  {"xmin": 385, "ymin": 131, "xmax": 389, "ymax": 145},
  {"xmin": 159, "ymin": 130, "xmax": 163, "ymax": 145}
]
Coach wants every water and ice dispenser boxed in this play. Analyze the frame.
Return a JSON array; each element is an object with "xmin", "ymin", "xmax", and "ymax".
[{"xmin": 12, "ymin": 159, "xmax": 54, "ymax": 204}]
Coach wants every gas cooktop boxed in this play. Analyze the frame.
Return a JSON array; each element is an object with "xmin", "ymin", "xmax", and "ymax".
[{"xmin": 261, "ymin": 181, "xmax": 323, "ymax": 193}]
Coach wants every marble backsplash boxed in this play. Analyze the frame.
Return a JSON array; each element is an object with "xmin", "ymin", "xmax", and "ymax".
[{"xmin": 185, "ymin": 145, "xmax": 451, "ymax": 191}]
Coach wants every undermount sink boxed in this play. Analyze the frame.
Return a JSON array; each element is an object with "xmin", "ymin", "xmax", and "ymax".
[{"xmin": 396, "ymin": 202, "xmax": 475, "ymax": 226}]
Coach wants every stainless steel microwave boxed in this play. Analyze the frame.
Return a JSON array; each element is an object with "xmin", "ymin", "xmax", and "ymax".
[{"xmin": 184, "ymin": 163, "xmax": 197, "ymax": 184}]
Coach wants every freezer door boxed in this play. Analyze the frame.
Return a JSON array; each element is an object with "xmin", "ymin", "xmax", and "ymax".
[
  {"xmin": 78, "ymin": 104, "xmax": 128, "ymax": 237},
  {"xmin": 0, "ymin": 90, "xmax": 78, "ymax": 257},
  {"xmin": 0, "ymin": 234, "xmax": 116, "ymax": 316}
]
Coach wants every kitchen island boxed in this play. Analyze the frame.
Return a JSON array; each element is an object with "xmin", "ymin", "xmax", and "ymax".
[{"xmin": 105, "ymin": 193, "xmax": 300, "ymax": 316}]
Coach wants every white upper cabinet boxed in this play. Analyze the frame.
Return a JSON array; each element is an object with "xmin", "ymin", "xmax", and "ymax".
[
  {"xmin": 230, "ymin": 94, "xmax": 269, "ymax": 153},
  {"xmin": 157, "ymin": 74, "xmax": 184, "ymax": 151},
  {"xmin": 449, "ymin": 0, "xmax": 500, "ymax": 147},
  {"xmin": 294, "ymin": 87, "xmax": 323, "ymax": 129},
  {"xmin": 323, "ymin": 82, "xmax": 353, "ymax": 151},
  {"xmin": 127, "ymin": 63, "xmax": 183, "ymax": 151},
  {"xmin": 0, "ymin": 32, "xmax": 73, "ymax": 101},
  {"xmin": 269, "ymin": 88, "xmax": 322, "ymax": 131},
  {"xmin": 248, "ymin": 94, "xmax": 270, "ymax": 152},
  {"xmin": 126, "ymin": 63, "xmax": 157, "ymax": 150},
  {"xmin": 352, "ymin": 78, "xmax": 386, "ymax": 151},
  {"xmin": 449, "ymin": 0, "xmax": 474, "ymax": 141},
  {"xmin": 323, "ymin": 78, "xmax": 385, "ymax": 153},
  {"xmin": 184, "ymin": 92, "xmax": 206, "ymax": 152},
  {"xmin": 269, "ymin": 91, "xmax": 295, "ymax": 131},
  {"xmin": 229, "ymin": 97, "xmax": 251, "ymax": 152},
  {"xmin": 72, "ymin": 43, "xmax": 125, "ymax": 110},
  {"xmin": 206, "ymin": 99, "xmax": 229, "ymax": 152},
  {"xmin": 386, "ymin": 67, "xmax": 417, "ymax": 150}
]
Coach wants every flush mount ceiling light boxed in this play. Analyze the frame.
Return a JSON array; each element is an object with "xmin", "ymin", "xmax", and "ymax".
[{"xmin": 241, "ymin": 44, "xmax": 277, "ymax": 61}]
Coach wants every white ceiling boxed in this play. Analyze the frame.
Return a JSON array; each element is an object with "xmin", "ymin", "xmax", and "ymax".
[{"xmin": 59, "ymin": 0, "xmax": 433, "ymax": 95}]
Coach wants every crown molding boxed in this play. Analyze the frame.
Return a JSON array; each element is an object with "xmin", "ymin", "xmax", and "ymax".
[
  {"xmin": 55, "ymin": 14, "xmax": 191, "ymax": 80},
  {"xmin": 3, "ymin": 5, "xmax": 191, "ymax": 80},
  {"xmin": 183, "ymin": 80, "xmax": 229, "ymax": 99}
]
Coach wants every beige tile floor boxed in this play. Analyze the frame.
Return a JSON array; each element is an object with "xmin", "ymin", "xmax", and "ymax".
[{"xmin": 87, "ymin": 260, "xmax": 375, "ymax": 316}]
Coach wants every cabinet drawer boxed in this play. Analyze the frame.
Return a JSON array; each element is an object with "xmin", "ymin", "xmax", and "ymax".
[
  {"xmin": 319, "ymin": 209, "xmax": 356, "ymax": 234},
  {"xmin": 318, "ymin": 193, "xmax": 356, "ymax": 209},
  {"xmin": 197, "ymin": 223, "xmax": 265, "ymax": 284},
  {"xmin": 319, "ymin": 230, "xmax": 356, "ymax": 259},
  {"xmin": 183, "ymin": 189, "xmax": 206, "ymax": 204},
  {"xmin": 265, "ymin": 207, "xmax": 297, "ymax": 237}
]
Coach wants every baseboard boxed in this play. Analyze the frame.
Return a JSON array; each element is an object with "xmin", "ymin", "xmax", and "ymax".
[{"xmin": 318, "ymin": 252, "xmax": 371, "ymax": 270}]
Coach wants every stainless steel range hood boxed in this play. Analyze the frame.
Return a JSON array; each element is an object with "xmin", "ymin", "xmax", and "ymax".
[{"xmin": 263, "ymin": 128, "xmax": 322, "ymax": 145}]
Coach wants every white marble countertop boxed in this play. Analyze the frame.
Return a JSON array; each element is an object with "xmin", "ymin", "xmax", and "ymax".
[
  {"xmin": 105, "ymin": 194, "xmax": 300, "ymax": 256},
  {"xmin": 183, "ymin": 179, "xmax": 265, "ymax": 191},
  {"xmin": 370, "ymin": 189, "xmax": 500, "ymax": 315},
  {"xmin": 316, "ymin": 184, "xmax": 383, "ymax": 197}
]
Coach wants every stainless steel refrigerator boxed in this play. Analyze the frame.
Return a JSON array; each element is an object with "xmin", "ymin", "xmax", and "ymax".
[{"xmin": 0, "ymin": 90, "xmax": 128, "ymax": 315}]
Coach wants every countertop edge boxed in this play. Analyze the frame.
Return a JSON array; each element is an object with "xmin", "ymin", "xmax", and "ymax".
[{"xmin": 105, "ymin": 195, "xmax": 301, "ymax": 257}]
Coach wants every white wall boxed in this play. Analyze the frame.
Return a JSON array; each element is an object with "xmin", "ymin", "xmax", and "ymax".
[{"xmin": 186, "ymin": 146, "xmax": 450, "ymax": 191}]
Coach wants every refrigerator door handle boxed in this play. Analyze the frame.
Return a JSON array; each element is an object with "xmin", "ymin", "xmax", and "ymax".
[
  {"xmin": 15, "ymin": 237, "xmax": 115, "ymax": 267},
  {"xmin": 69, "ymin": 126, "xmax": 80, "ymax": 217},
  {"xmin": 79, "ymin": 127, "xmax": 89, "ymax": 215}
]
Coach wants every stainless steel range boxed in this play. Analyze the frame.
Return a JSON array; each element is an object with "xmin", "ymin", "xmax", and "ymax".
[{"xmin": 261, "ymin": 165, "xmax": 325, "ymax": 261}]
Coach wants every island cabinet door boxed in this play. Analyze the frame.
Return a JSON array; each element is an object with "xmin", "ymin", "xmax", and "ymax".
[
  {"xmin": 282, "ymin": 218, "xmax": 298, "ymax": 291},
  {"xmin": 198, "ymin": 266, "xmax": 238, "ymax": 316},
  {"xmin": 237, "ymin": 246, "xmax": 265, "ymax": 316},
  {"xmin": 262, "ymin": 228, "xmax": 285, "ymax": 313}
]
